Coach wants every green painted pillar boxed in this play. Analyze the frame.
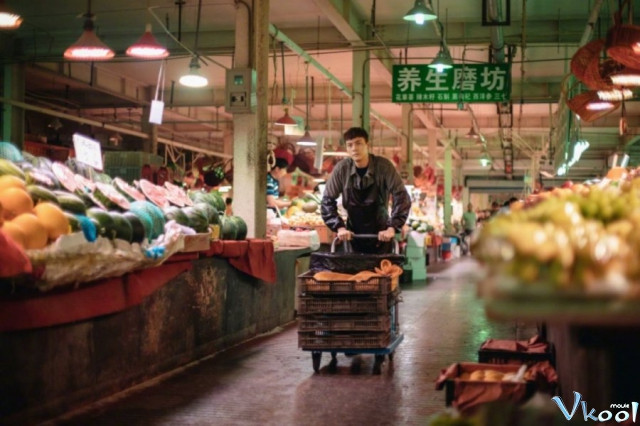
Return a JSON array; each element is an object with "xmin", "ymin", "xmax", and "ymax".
[
  {"xmin": 2, "ymin": 63, "xmax": 25, "ymax": 147},
  {"xmin": 402, "ymin": 104, "xmax": 413, "ymax": 184},
  {"xmin": 444, "ymin": 144, "xmax": 453, "ymax": 234},
  {"xmin": 352, "ymin": 50, "xmax": 370, "ymax": 132}
]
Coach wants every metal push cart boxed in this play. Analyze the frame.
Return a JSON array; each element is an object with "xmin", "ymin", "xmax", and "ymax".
[{"xmin": 297, "ymin": 235, "xmax": 404, "ymax": 374}]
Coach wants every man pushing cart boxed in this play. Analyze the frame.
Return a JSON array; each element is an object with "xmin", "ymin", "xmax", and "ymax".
[{"xmin": 296, "ymin": 127, "xmax": 411, "ymax": 374}]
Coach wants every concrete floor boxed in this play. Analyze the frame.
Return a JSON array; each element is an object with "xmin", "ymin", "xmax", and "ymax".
[{"xmin": 53, "ymin": 259, "xmax": 536, "ymax": 426}]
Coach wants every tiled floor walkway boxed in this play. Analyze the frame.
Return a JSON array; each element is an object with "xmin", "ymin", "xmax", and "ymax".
[{"xmin": 55, "ymin": 259, "xmax": 535, "ymax": 426}]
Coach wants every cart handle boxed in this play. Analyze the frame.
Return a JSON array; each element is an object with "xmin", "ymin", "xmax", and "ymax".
[{"xmin": 331, "ymin": 234, "xmax": 399, "ymax": 254}]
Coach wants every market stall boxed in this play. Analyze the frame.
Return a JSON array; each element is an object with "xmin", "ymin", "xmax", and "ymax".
[
  {"xmin": 0, "ymin": 142, "xmax": 316, "ymax": 424},
  {"xmin": 472, "ymin": 167, "xmax": 640, "ymax": 412}
]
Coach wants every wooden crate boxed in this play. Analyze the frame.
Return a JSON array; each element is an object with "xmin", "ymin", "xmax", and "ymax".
[{"xmin": 181, "ymin": 233, "xmax": 211, "ymax": 252}]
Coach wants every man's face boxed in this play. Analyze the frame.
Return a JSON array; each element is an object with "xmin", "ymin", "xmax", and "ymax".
[{"xmin": 345, "ymin": 137, "xmax": 369, "ymax": 162}]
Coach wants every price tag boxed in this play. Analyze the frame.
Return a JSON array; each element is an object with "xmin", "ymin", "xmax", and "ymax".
[{"xmin": 73, "ymin": 133, "xmax": 103, "ymax": 171}]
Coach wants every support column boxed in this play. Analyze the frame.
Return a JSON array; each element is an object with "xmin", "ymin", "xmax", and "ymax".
[
  {"xmin": 428, "ymin": 129, "xmax": 437, "ymax": 170},
  {"xmin": 402, "ymin": 104, "xmax": 413, "ymax": 184},
  {"xmin": 2, "ymin": 64, "xmax": 25, "ymax": 148},
  {"xmin": 232, "ymin": 0, "xmax": 268, "ymax": 238},
  {"xmin": 444, "ymin": 144, "xmax": 453, "ymax": 235},
  {"xmin": 352, "ymin": 50, "xmax": 370, "ymax": 131}
]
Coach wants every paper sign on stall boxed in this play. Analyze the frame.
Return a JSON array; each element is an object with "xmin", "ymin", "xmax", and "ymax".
[{"xmin": 73, "ymin": 133, "xmax": 103, "ymax": 171}]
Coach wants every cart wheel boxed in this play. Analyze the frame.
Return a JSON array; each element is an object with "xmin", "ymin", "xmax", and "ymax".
[
  {"xmin": 373, "ymin": 354, "xmax": 384, "ymax": 374},
  {"xmin": 388, "ymin": 352, "xmax": 394, "ymax": 362},
  {"xmin": 312, "ymin": 352, "xmax": 321, "ymax": 373}
]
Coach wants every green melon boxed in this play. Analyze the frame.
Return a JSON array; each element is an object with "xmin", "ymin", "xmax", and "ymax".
[
  {"xmin": 129, "ymin": 201, "xmax": 166, "ymax": 240},
  {"xmin": 230, "ymin": 216, "xmax": 247, "ymax": 240},
  {"xmin": 182, "ymin": 206, "xmax": 209, "ymax": 233},
  {"xmin": 220, "ymin": 216, "xmax": 238, "ymax": 240},
  {"xmin": 63, "ymin": 212, "xmax": 81, "ymax": 233},
  {"xmin": 27, "ymin": 185, "xmax": 59, "ymax": 206},
  {"xmin": 86, "ymin": 208, "xmax": 117, "ymax": 239},
  {"xmin": 123, "ymin": 212, "xmax": 147, "ymax": 243},
  {"xmin": 209, "ymin": 191, "xmax": 226, "ymax": 212},
  {"xmin": 0, "ymin": 158, "xmax": 26, "ymax": 180},
  {"xmin": 109, "ymin": 211, "xmax": 134, "ymax": 243},
  {"xmin": 163, "ymin": 206, "xmax": 190, "ymax": 227},
  {"xmin": 55, "ymin": 192, "xmax": 87, "ymax": 215}
]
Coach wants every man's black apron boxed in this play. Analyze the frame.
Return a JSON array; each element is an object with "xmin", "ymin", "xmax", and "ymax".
[{"xmin": 344, "ymin": 170, "xmax": 392, "ymax": 254}]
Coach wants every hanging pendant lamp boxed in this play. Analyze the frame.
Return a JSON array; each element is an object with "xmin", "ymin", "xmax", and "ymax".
[
  {"xmin": 275, "ymin": 42, "xmax": 297, "ymax": 127},
  {"xmin": 179, "ymin": 0, "xmax": 208, "ymax": 88},
  {"xmin": 428, "ymin": 41, "xmax": 453, "ymax": 73},
  {"xmin": 179, "ymin": 56, "xmax": 208, "ymax": 88},
  {"xmin": 127, "ymin": 23, "xmax": 169, "ymax": 59},
  {"xmin": 64, "ymin": 1, "xmax": 114, "ymax": 61},
  {"xmin": 0, "ymin": 0, "xmax": 22, "ymax": 30},
  {"xmin": 403, "ymin": 0, "xmax": 437, "ymax": 25},
  {"xmin": 297, "ymin": 63, "xmax": 316, "ymax": 146}
]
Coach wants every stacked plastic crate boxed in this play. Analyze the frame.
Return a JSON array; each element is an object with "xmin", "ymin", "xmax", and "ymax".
[{"xmin": 296, "ymin": 272, "xmax": 401, "ymax": 373}]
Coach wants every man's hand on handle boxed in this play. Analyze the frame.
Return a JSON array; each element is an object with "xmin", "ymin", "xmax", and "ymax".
[
  {"xmin": 337, "ymin": 227, "xmax": 353, "ymax": 241},
  {"xmin": 378, "ymin": 227, "xmax": 395, "ymax": 242}
]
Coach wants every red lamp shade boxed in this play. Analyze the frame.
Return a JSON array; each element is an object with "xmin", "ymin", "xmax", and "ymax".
[
  {"xmin": 64, "ymin": 18, "xmax": 114, "ymax": 61},
  {"xmin": 126, "ymin": 24, "xmax": 169, "ymax": 59}
]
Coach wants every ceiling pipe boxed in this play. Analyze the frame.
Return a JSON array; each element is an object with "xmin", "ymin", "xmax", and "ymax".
[
  {"xmin": 269, "ymin": 24, "xmax": 402, "ymax": 138},
  {"xmin": 0, "ymin": 96, "xmax": 230, "ymax": 158}
]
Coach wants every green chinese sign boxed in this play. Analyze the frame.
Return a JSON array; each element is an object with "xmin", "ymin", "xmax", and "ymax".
[{"xmin": 392, "ymin": 63, "xmax": 511, "ymax": 103}]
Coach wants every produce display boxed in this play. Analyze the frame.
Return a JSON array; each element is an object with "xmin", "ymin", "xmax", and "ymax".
[
  {"xmin": 473, "ymin": 170, "xmax": 640, "ymax": 295},
  {"xmin": 406, "ymin": 217, "xmax": 434, "ymax": 233},
  {"xmin": 0, "ymin": 143, "xmax": 250, "ymax": 286},
  {"xmin": 284, "ymin": 194, "xmax": 325, "ymax": 227}
]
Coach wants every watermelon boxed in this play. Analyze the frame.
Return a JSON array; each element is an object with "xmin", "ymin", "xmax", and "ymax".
[
  {"xmin": 138, "ymin": 179, "xmax": 170, "ymax": 208},
  {"xmin": 55, "ymin": 192, "xmax": 87, "ymax": 215},
  {"xmin": 163, "ymin": 206, "xmax": 191, "ymax": 227},
  {"xmin": 109, "ymin": 211, "xmax": 133, "ymax": 243},
  {"xmin": 26, "ymin": 185, "xmax": 59, "ymax": 206},
  {"xmin": 74, "ymin": 173, "xmax": 96, "ymax": 192},
  {"xmin": 24, "ymin": 168, "xmax": 60, "ymax": 189},
  {"xmin": 67, "ymin": 158, "xmax": 96, "ymax": 181},
  {"xmin": 193, "ymin": 202, "xmax": 219, "ymax": 224},
  {"xmin": 123, "ymin": 212, "xmax": 146, "ymax": 243},
  {"xmin": 129, "ymin": 200, "xmax": 166, "ymax": 240},
  {"xmin": 182, "ymin": 206, "xmax": 209, "ymax": 233},
  {"xmin": 209, "ymin": 191, "xmax": 226, "ymax": 212},
  {"xmin": 220, "ymin": 215, "xmax": 238, "ymax": 240},
  {"xmin": 51, "ymin": 162, "xmax": 79, "ymax": 193},
  {"xmin": 94, "ymin": 173, "xmax": 112, "ymax": 184},
  {"xmin": 0, "ymin": 142, "xmax": 23, "ymax": 162},
  {"xmin": 113, "ymin": 177, "xmax": 146, "ymax": 202},
  {"xmin": 0, "ymin": 158, "xmax": 26, "ymax": 180},
  {"xmin": 21, "ymin": 151, "xmax": 37, "ymax": 165},
  {"xmin": 230, "ymin": 216, "xmax": 247, "ymax": 240},
  {"xmin": 164, "ymin": 181, "xmax": 192, "ymax": 207},
  {"xmin": 86, "ymin": 208, "xmax": 117, "ymax": 239},
  {"xmin": 93, "ymin": 182, "xmax": 131, "ymax": 210},
  {"xmin": 36, "ymin": 157, "xmax": 53, "ymax": 171},
  {"xmin": 64, "ymin": 212, "xmax": 81, "ymax": 232}
]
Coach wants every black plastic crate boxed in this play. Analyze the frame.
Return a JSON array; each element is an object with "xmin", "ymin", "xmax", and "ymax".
[
  {"xmin": 298, "ymin": 270, "xmax": 396, "ymax": 295},
  {"xmin": 298, "ymin": 331, "xmax": 391, "ymax": 349},
  {"xmin": 297, "ymin": 291, "xmax": 399, "ymax": 315},
  {"xmin": 298, "ymin": 314, "xmax": 391, "ymax": 332}
]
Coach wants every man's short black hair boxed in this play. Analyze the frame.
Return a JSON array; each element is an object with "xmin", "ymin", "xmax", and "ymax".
[
  {"xmin": 272, "ymin": 157, "xmax": 289, "ymax": 171},
  {"xmin": 343, "ymin": 127, "xmax": 369, "ymax": 143}
]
